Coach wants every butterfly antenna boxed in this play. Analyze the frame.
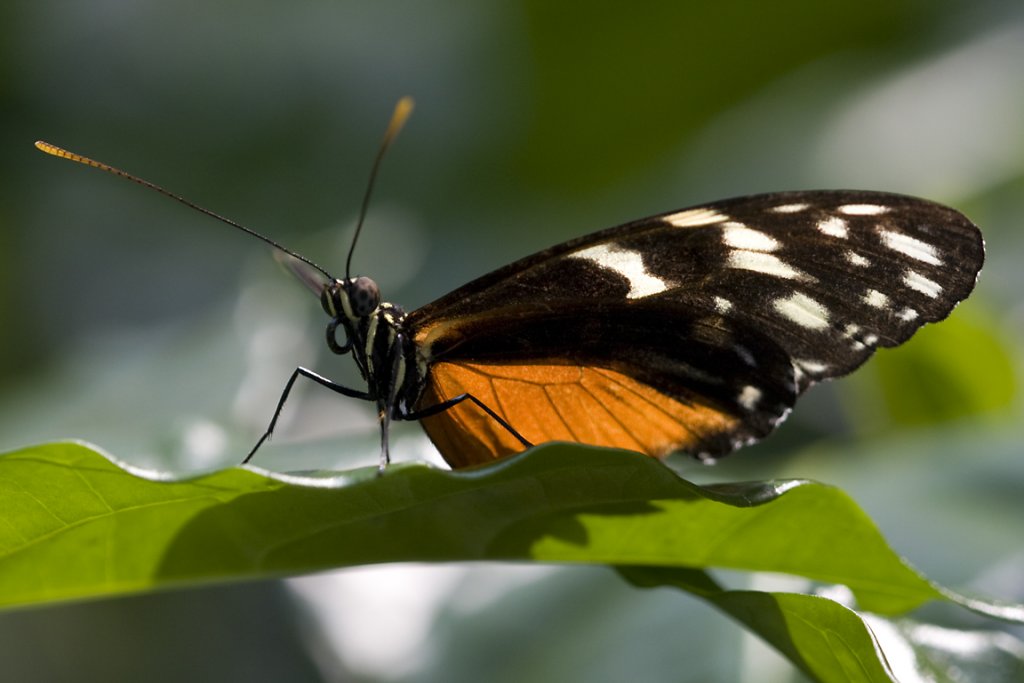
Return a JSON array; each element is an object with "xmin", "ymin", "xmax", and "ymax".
[
  {"xmin": 345, "ymin": 97, "xmax": 415, "ymax": 281},
  {"xmin": 34, "ymin": 140, "xmax": 334, "ymax": 280}
]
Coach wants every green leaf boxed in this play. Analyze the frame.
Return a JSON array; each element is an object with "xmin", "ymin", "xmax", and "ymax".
[
  {"xmin": 620, "ymin": 567, "xmax": 898, "ymax": 683},
  {"xmin": 3, "ymin": 440, "xmax": 1022, "ymax": 682},
  {"xmin": 620, "ymin": 567, "xmax": 1024, "ymax": 683},
  {"xmin": 0, "ymin": 441, "xmax": 1018, "ymax": 619}
]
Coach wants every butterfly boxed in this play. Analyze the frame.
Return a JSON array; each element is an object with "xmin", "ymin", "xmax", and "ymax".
[{"xmin": 36, "ymin": 100, "xmax": 985, "ymax": 470}]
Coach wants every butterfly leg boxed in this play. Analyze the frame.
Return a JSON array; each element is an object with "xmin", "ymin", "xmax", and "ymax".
[
  {"xmin": 376, "ymin": 342, "xmax": 407, "ymax": 473},
  {"xmin": 242, "ymin": 366, "xmax": 372, "ymax": 465},
  {"xmin": 401, "ymin": 394, "xmax": 534, "ymax": 450}
]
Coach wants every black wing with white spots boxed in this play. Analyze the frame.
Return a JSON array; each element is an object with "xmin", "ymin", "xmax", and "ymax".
[{"xmin": 408, "ymin": 190, "xmax": 983, "ymax": 458}]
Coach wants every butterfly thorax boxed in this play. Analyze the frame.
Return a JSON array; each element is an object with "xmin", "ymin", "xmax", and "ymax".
[{"xmin": 321, "ymin": 276, "xmax": 426, "ymax": 417}]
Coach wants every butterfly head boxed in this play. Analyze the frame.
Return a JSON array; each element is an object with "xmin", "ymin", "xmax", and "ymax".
[
  {"xmin": 320, "ymin": 276, "xmax": 380, "ymax": 352},
  {"xmin": 328, "ymin": 276, "xmax": 381, "ymax": 317}
]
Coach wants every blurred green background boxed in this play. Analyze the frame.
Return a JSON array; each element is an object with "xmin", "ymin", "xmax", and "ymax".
[{"xmin": 2, "ymin": 1, "xmax": 1023, "ymax": 681}]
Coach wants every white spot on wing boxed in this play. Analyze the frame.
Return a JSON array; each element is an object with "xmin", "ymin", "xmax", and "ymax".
[
  {"xmin": 816, "ymin": 216, "xmax": 849, "ymax": 238},
  {"xmin": 734, "ymin": 344, "xmax": 756, "ymax": 367},
  {"xmin": 771, "ymin": 203, "xmax": 809, "ymax": 213},
  {"xmin": 879, "ymin": 229, "xmax": 942, "ymax": 266},
  {"xmin": 569, "ymin": 244, "xmax": 670, "ymax": 299},
  {"xmin": 844, "ymin": 323, "xmax": 867, "ymax": 350},
  {"xmin": 713, "ymin": 296, "xmax": 733, "ymax": 313},
  {"xmin": 838, "ymin": 204, "xmax": 890, "ymax": 216},
  {"xmin": 863, "ymin": 289, "xmax": 890, "ymax": 309},
  {"xmin": 738, "ymin": 385, "xmax": 762, "ymax": 410},
  {"xmin": 903, "ymin": 270, "xmax": 942, "ymax": 298},
  {"xmin": 793, "ymin": 359, "xmax": 829, "ymax": 386},
  {"xmin": 898, "ymin": 307, "xmax": 919, "ymax": 322},
  {"xmin": 774, "ymin": 292, "xmax": 830, "ymax": 329},
  {"xmin": 664, "ymin": 207, "xmax": 728, "ymax": 227},
  {"xmin": 727, "ymin": 251, "xmax": 811, "ymax": 281},
  {"xmin": 846, "ymin": 251, "xmax": 870, "ymax": 267},
  {"xmin": 673, "ymin": 360, "xmax": 722, "ymax": 385},
  {"xmin": 796, "ymin": 359, "xmax": 829, "ymax": 375},
  {"xmin": 722, "ymin": 223, "xmax": 779, "ymax": 251}
]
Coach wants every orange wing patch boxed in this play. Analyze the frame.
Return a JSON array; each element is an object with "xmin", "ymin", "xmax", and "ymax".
[{"xmin": 417, "ymin": 361, "xmax": 740, "ymax": 469}]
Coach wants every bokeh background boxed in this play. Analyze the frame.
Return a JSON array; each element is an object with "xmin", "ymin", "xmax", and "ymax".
[{"xmin": 2, "ymin": 2, "xmax": 1023, "ymax": 681}]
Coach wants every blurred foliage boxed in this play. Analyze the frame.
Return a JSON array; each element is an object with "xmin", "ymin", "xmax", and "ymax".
[
  {"xmin": 516, "ymin": 1, "xmax": 924, "ymax": 191},
  {"xmin": 860, "ymin": 310, "xmax": 1015, "ymax": 427},
  {"xmin": 2, "ymin": 0, "xmax": 1022, "ymax": 681}
]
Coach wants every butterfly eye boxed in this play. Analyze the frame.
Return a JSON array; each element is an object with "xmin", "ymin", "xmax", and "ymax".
[
  {"xmin": 347, "ymin": 276, "xmax": 381, "ymax": 317},
  {"xmin": 326, "ymin": 318, "xmax": 352, "ymax": 355}
]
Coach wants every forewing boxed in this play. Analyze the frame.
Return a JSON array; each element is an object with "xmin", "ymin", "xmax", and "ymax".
[{"xmin": 408, "ymin": 190, "xmax": 983, "ymax": 465}]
